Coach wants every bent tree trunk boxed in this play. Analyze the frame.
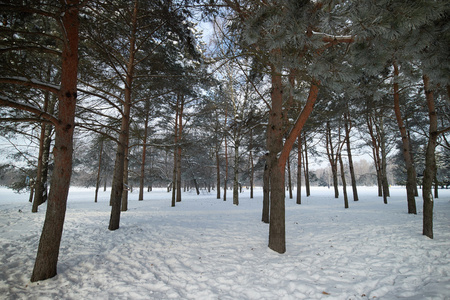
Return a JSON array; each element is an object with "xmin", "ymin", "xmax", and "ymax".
[
  {"xmin": 267, "ymin": 68, "xmax": 319, "ymax": 254},
  {"xmin": 422, "ymin": 74, "xmax": 437, "ymax": 239},
  {"xmin": 31, "ymin": 1, "xmax": 79, "ymax": 282},
  {"xmin": 393, "ymin": 62, "xmax": 417, "ymax": 214}
]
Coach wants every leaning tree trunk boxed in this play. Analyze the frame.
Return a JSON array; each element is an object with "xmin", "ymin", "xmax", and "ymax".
[
  {"xmin": 344, "ymin": 111, "xmax": 358, "ymax": 201},
  {"xmin": 267, "ymin": 69, "xmax": 319, "ymax": 254},
  {"xmin": 303, "ymin": 132, "xmax": 310, "ymax": 197},
  {"xmin": 31, "ymin": 1, "xmax": 79, "ymax": 282},
  {"xmin": 422, "ymin": 74, "xmax": 437, "ymax": 239},
  {"xmin": 338, "ymin": 152, "xmax": 349, "ymax": 209},
  {"xmin": 393, "ymin": 62, "xmax": 417, "ymax": 214},
  {"xmin": 32, "ymin": 91, "xmax": 54, "ymax": 212},
  {"xmin": 367, "ymin": 115, "xmax": 383, "ymax": 197},
  {"xmin": 326, "ymin": 121, "xmax": 339, "ymax": 198}
]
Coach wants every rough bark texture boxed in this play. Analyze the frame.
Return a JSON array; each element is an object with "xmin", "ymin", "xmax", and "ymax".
[
  {"xmin": 31, "ymin": 0, "xmax": 79, "ymax": 282},
  {"xmin": 393, "ymin": 62, "xmax": 417, "ymax": 214},
  {"xmin": 267, "ymin": 70, "xmax": 286, "ymax": 254},
  {"xmin": 422, "ymin": 74, "xmax": 436, "ymax": 239}
]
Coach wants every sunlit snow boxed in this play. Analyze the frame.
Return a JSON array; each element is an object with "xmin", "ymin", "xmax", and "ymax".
[{"xmin": 1, "ymin": 186, "xmax": 449, "ymax": 299}]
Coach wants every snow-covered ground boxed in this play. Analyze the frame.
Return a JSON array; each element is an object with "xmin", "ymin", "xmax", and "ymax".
[{"xmin": 0, "ymin": 186, "xmax": 449, "ymax": 300}]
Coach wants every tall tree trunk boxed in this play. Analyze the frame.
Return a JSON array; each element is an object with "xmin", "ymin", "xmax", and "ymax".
[
  {"xmin": 344, "ymin": 112, "xmax": 358, "ymax": 201},
  {"xmin": 422, "ymin": 74, "xmax": 437, "ymax": 239},
  {"xmin": 109, "ymin": 0, "xmax": 138, "ymax": 230},
  {"xmin": 216, "ymin": 148, "xmax": 220, "ymax": 199},
  {"xmin": 32, "ymin": 88, "xmax": 55, "ymax": 211},
  {"xmin": 367, "ymin": 115, "xmax": 383, "ymax": 197},
  {"xmin": 31, "ymin": 1, "xmax": 79, "ymax": 282},
  {"xmin": 176, "ymin": 93, "xmax": 184, "ymax": 203},
  {"xmin": 249, "ymin": 129, "xmax": 254, "ymax": 199},
  {"xmin": 233, "ymin": 140, "xmax": 240, "ymax": 206},
  {"xmin": 378, "ymin": 117, "xmax": 389, "ymax": 204},
  {"xmin": 171, "ymin": 98, "xmax": 179, "ymax": 207},
  {"xmin": 121, "ymin": 145, "xmax": 129, "ymax": 212},
  {"xmin": 338, "ymin": 152, "xmax": 349, "ymax": 209},
  {"xmin": 224, "ymin": 135, "xmax": 228, "ymax": 201},
  {"xmin": 297, "ymin": 134, "xmax": 302, "ymax": 205},
  {"xmin": 303, "ymin": 132, "xmax": 310, "ymax": 197},
  {"xmin": 262, "ymin": 154, "xmax": 270, "ymax": 223},
  {"xmin": 393, "ymin": 62, "xmax": 417, "ymax": 214},
  {"xmin": 287, "ymin": 156, "xmax": 293, "ymax": 199},
  {"xmin": 326, "ymin": 121, "xmax": 339, "ymax": 198},
  {"xmin": 267, "ymin": 70, "xmax": 286, "ymax": 254},
  {"xmin": 95, "ymin": 138, "xmax": 104, "ymax": 203},
  {"xmin": 139, "ymin": 108, "xmax": 150, "ymax": 201}
]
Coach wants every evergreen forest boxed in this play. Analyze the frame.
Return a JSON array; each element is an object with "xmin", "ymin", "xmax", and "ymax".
[{"xmin": 0, "ymin": 0, "xmax": 449, "ymax": 283}]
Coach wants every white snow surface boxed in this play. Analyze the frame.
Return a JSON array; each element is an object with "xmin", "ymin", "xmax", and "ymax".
[{"xmin": 1, "ymin": 186, "xmax": 449, "ymax": 300}]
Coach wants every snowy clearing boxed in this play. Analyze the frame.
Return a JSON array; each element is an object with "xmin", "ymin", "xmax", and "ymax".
[{"xmin": 0, "ymin": 186, "xmax": 449, "ymax": 300}]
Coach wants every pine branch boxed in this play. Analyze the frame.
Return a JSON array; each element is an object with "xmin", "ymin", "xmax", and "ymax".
[{"xmin": 0, "ymin": 95, "xmax": 60, "ymax": 126}]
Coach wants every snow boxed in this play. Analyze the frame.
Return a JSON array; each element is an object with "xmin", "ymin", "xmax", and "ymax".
[{"xmin": 1, "ymin": 186, "xmax": 449, "ymax": 299}]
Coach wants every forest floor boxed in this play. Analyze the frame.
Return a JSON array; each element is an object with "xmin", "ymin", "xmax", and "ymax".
[{"xmin": 0, "ymin": 186, "xmax": 449, "ymax": 300}]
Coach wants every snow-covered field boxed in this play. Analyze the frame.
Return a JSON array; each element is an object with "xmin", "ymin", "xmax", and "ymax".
[{"xmin": 0, "ymin": 186, "xmax": 449, "ymax": 300}]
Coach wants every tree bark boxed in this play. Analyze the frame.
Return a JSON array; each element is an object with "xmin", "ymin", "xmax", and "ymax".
[
  {"xmin": 287, "ymin": 156, "xmax": 293, "ymax": 199},
  {"xmin": 31, "ymin": 0, "xmax": 79, "ymax": 282},
  {"xmin": 216, "ymin": 149, "xmax": 220, "ymax": 199},
  {"xmin": 121, "ymin": 145, "xmax": 129, "ymax": 212},
  {"xmin": 95, "ymin": 138, "xmax": 104, "ymax": 203},
  {"xmin": 262, "ymin": 154, "xmax": 270, "ymax": 223},
  {"xmin": 249, "ymin": 129, "xmax": 254, "ymax": 199},
  {"xmin": 297, "ymin": 134, "xmax": 302, "ymax": 205},
  {"xmin": 344, "ymin": 112, "xmax": 358, "ymax": 201},
  {"xmin": 32, "ymin": 88, "xmax": 55, "ymax": 212},
  {"xmin": 233, "ymin": 140, "xmax": 239, "ymax": 206},
  {"xmin": 326, "ymin": 121, "xmax": 339, "ymax": 198},
  {"xmin": 338, "ymin": 152, "xmax": 349, "ymax": 209},
  {"xmin": 139, "ymin": 107, "xmax": 150, "ymax": 201},
  {"xmin": 176, "ymin": 93, "xmax": 184, "ymax": 203},
  {"xmin": 171, "ymin": 97, "xmax": 179, "ymax": 207},
  {"xmin": 303, "ymin": 132, "xmax": 310, "ymax": 197},
  {"xmin": 267, "ymin": 70, "xmax": 286, "ymax": 254},
  {"xmin": 393, "ymin": 62, "xmax": 417, "ymax": 214},
  {"xmin": 109, "ymin": 0, "xmax": 138, "ymax": 230},
  {"xmin": 422, "ymin": 74, "xmax": 437, "ymax": 239}
]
